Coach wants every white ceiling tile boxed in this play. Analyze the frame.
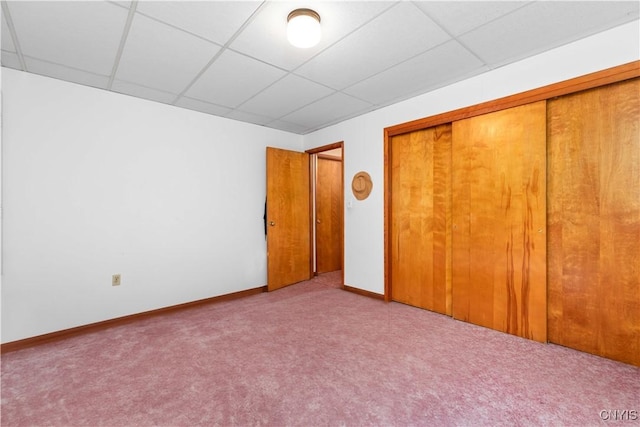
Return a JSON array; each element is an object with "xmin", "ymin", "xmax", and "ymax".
[
  {"xmin": 112, "ymin": 80, "xmax": 178, "ymax": 104},
  {"xmin": 295, "ymin": 2, "xmax": 451, "ymax": 90},
  {"xmin": 461, "ymin": 1, "xmax": 640, "ymax": 67},
  {"xmin": 266, "ymin": 119, "xmax": 310, "ymax": 135},
  {"xmin": 2, "ymin": 12, "xmax": 16, "ymax": 52},
  {"xmin": 344, "ymin": 40, "xmax": 486, "ymax": 105},
  {"xmin": 225, "ymin": 110, "xmax": 274, "ymax": 126},
  {"xmin": 25, "ymin": 57, "xmax": 109, "ymax": 89},
  {"xmin": 238, "ymin": 74, "xmax": 334, "ymax": 118},
  {"xmin": 230, "ymin": 1, "xmax": 396, "ymax": 71},
  {"xmin": 3, "ymin": 0, "xmax": 635, "ymax": 135},
  {"xmin": 175, "ymin": 96, "xmax": 233, "ymax": 117},
  {"xmin": 6, "ymin": 1, "xmax": 127, "ymax": 75},
  {"xmin": 115, "ymin": 13, "xmax": 220, "ymax": 94},
  {"xmin": 1, "ymin": 51, "xmax": 22, "ymax": 69},
  {"xmin": 414, "ymin": 1, "xmax": 531, "ymax": 36},
  {"xmin": 136, "ymin": 1, "xmax": 262, "ymax": 45},
  {"xmin": 185, "ymin": 50, "xmax": 287, "ymax": 108},
  {"xmin": 280, "ymin": 92, "xmax": 372, "ymax": 131},
  {"xmin": 110, "ymin": 1, "xmax": 132, "ymax": 9}
]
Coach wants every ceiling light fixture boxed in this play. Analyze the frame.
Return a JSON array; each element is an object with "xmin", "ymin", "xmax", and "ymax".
[{"xmin": 287, "ymin": 8, "xmax": 321, "ymax": 48}]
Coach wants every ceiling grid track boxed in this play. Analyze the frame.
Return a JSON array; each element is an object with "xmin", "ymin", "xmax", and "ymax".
[
  {"xmin": 1, "ymin": 2, "xmax": 27, "ymax": 71},
  {"xmin": 231, "ymin": 1, "xmax": 402, "ymax": 128},
  {"xmin": 245, "ymin": 4, "xmax": 401, "ymax": 101},
  {"xmin": 107, "ymin": 0, "xmax": 138, "ymax": 90},
  {"xmin": 170, "ymin": 1, "xmax": 269, "ymax": 106},
  {"xmin": 1, "ymin": 1, "xmax": 637, "ymax": 134}
]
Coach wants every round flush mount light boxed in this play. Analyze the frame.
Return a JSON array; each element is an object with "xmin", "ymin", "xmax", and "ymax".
[{"xmin": 287, "ymin": 8, "xmax": 321, "ymax": 48}]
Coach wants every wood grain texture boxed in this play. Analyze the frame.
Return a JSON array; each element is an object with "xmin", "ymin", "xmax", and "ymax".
[
  {"xmin": 386, "ymin": 61, "xmax": 639, "ymax": 137},
  {"xmin": 306, "ymin": 141, "xmax": 343, "ymax": 155},
  {"xmin": 390, "ymin": 124, "xmax": 452, "ymax": 315},
  {"xmin": 548, "ymin": 78, "xmax": 640, "ymax": 366},
  {"xmin": 452, "ymin": 101, "xmax": 547, "ymax": 342},
  {"xmin": 316, "ymin": 157, "xmax": 342, "ymax": 273},
  {"xmin": 266, "ymin": 147, "xmax": 312, "ymax": 291},
  {"xmin": 343, "ymin": 285, "xmax": 385, "ymax": 300}
]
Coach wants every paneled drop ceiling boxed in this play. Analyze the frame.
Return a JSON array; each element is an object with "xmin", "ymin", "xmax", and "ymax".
[{"xmin": 1, "ymin": 1, "xmax": 638, "ymax": 134}]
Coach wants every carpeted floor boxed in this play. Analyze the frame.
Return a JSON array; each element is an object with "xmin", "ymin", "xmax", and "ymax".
[{"xmin": 2, "ymin": 271, "xmax": 639, "ymax": 426}]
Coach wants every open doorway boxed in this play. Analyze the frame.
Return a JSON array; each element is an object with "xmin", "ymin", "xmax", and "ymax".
[{"xmin": 306, "ymin": 142, "xmax": 344, "ymax": 279}]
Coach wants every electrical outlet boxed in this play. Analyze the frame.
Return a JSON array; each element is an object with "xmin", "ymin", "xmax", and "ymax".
[{"xmin": 112, "ymin": 274, "xmax": 121, "ymax": 286}]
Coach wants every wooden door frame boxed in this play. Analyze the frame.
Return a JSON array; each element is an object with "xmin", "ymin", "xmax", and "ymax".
[
  {"xmin": 306, "ymin": 141, "xmax": 344, "ymax": 286},
  {"xmin": 383, "ymin": 60, "xmax": 639, "ymax": 302},
  {"xmin": 315, "ymin": 155, "xmax": 342, "ymax": 274}
]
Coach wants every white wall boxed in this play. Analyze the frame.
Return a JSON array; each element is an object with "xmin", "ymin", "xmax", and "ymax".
[
  {"xmin": 1, "ymin": 68, "xmax": 302, "ymax": 343},
  {"xmin": 304, "ymin": 20, "xmax": 640, "ymax": 295},
  {"xmin": 2, "ymin": 20, "xmax": 638, "ymax": 343}
]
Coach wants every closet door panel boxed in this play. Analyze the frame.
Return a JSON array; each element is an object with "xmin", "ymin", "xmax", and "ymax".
[
  {"xmin": 548, "ymin": 78, "xmax": 640, "ymax": 366},
  {"xmin": 433, "ymin": 126, "xmax": 453, "ymax": 315},
  {"xmin": 390, "ymin": 124, "xmax": 451, "ymax": 314},
  {"xmin": 452, "ymin": 101, "xmax": 547, "ymax": 342}
]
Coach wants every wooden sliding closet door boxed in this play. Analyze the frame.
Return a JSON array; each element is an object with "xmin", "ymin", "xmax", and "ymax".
[
  {"xmin": 390, "ymin": 124, "xmax": 452, "ymax": 314},
  {"xmin": 452, "ymin": 101, "xmax": 547, "ymax": 342},
  {"xmin": 548, "ymin": 78, "xmax": 640, "ymax": 366}
]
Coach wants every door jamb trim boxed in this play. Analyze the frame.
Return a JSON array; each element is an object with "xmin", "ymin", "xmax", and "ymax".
[{"xmin": 306, "ymin": 141, "xmax": 344, "ymax": 286}]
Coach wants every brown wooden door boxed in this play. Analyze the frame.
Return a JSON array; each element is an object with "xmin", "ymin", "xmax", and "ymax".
[
  {"xmin": 266, "ymin": 147, "xmax": 312, "ymax": 291},
  {"xmin": 547, "ymin": 78, "xmax": 640, "ymax": 366},
  {"xmin": 316, "ymin": 156, "xmax": 342, "ymax": 273},
  {"xmin": 452, "ymin": 101, "xmax": 547, "ymax": 343},
  {"xmin": 390, "ymin": 124, "xmax": 452, "ymax": 314}
]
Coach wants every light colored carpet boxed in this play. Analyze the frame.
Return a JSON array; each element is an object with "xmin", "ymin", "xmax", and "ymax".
[{"xmin": 2, "ymin": 271, "xmax": 638, "ymax": 426}]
